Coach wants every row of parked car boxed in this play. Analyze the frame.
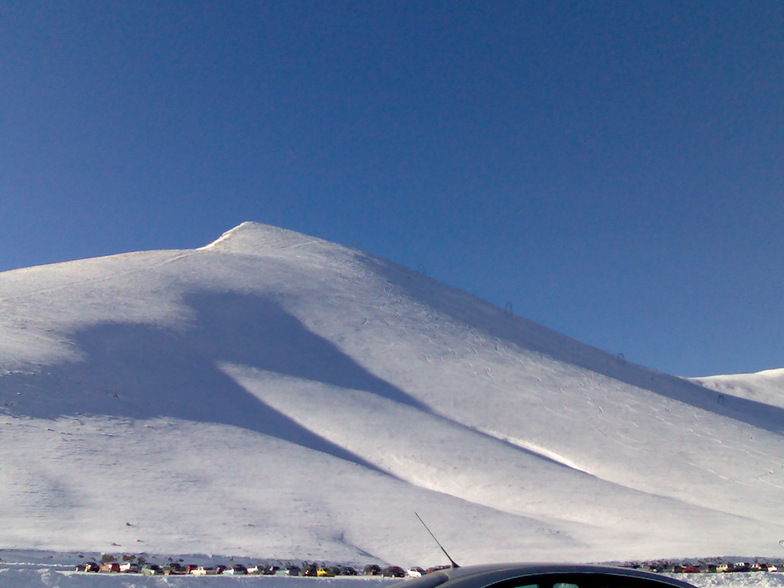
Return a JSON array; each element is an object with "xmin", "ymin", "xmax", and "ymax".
[
  {"xmin": 624, "ymin": 560, "xmax": 784, "ymax": 574},
  {"xmin": 75, "ymin": 560, "xmax": 432, "ymax": 577}
]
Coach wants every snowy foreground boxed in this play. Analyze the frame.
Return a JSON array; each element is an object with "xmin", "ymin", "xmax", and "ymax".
[
  {"xmin": 0, "ymin": 566, "xmax": 783, "ymax": 588},
  {"xmin": 1, "ymin": 550, "xmax": 783, "ymax": 588},
  {"xmin": 1, "ymin": 565, "xmax": 394, "ymax": 587},
  {"xmin": 2, "ymin": 222, "xmax": 784, "ymax": 567}
]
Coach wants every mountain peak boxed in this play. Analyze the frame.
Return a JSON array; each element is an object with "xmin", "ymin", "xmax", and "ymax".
[{"xmin": 201, "ymin": 222, "xmax": 326, "ymax": 254}]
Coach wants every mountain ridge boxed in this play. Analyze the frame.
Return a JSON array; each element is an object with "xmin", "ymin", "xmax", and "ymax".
[{"xmin": 1, "ymin": 223, "xmax": 782, "ymax": 566}]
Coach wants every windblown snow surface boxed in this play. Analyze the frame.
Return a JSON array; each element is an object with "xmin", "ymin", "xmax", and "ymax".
[
  {"xmin": 692, "ymin": 370, "xmax": 784, "ymax": 412},
  {"xmin": 1, "ymin": 223, "xmax": 783, "ymax": 575}
]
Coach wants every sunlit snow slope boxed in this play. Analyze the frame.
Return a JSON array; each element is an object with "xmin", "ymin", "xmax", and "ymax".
[
  {"xmin": 1, "ymin": 222, "xmax": 783, "ymax": 566},
  {"xmin": 692, "ymin": 369, "xmax": 784, "ymax": 411}
]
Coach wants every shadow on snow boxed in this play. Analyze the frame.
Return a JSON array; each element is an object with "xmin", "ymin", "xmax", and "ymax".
[{"xmin": 0, "ymin": 291, "xmax": 427, "ymax": 472}]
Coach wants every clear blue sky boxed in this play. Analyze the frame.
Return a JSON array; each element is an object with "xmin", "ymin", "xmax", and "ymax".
[{"xmin": 2, "ymin": 1, "xmax": 782, "ymax": 377}]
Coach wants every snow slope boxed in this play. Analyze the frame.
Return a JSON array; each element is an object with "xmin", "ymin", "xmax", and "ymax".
[
  {"xmin": 692, "ymin": 370, "xmax": 784, "ymax": 411},
  {"xmin": 1, "ymin": 222, "xmax": 783, "ymax": 567}
]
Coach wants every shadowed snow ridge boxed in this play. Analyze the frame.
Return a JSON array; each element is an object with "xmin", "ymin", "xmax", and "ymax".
[{"xmin": 1, "ymin": 222, "xmax": 783, "ymax": 566}]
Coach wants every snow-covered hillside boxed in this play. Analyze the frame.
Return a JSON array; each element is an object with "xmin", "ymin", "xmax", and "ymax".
[
  {"xmin": 1, "ymin": 222, "xmax": 783, "ymax": 567},
  {"xmin": 692, "ymin": 370, "xmax": 784, "ymax": 411}
]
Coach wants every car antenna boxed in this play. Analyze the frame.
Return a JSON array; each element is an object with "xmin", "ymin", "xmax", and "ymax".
[{"xmin": 415, "ymin": 512, "xmax": 460, "ymax": 569}]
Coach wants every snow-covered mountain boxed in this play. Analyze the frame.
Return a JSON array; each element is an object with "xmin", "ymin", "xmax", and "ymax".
[
  {"xmin": 692, "ymin": 369, "xmax": 784, "ymax": 411},
  {"xmin": 1, "ymin": 222, "xmax": 783, "ymax": 567}
]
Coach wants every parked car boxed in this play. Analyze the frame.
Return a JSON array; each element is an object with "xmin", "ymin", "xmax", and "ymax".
[
  {"xmin": 285, "ymin": 565, "xmax": 302, "ymax": 576},
  {"xmin": 163, "ymin": 562, "xmax": 186, "ymax": 575},
  {"xmin": 680, "ymin": 566, "xmax": 700, "ymax": 574},
  {"xmin": 75, "ymin": 561, "xmax": 100, "ymax": 572},
  {"xmin": 99, "ymin": 562, "xmax": 121, "ymax": 573},
  {"xmin": 119, "ymin": 562, "xmax": 141, "ymax": 573},
  {"xmin": 364, "ymin": 564, "xmax": 382, "ymax": 576},
  {"xmin": 141, "ymin": 564, "xmax": 163, "ymax": 576},
  {"xmin": 408, "ymin": 567, "xmax": 426, "ymax": 577},
  {"xmin": 339, "ymin": 565, "xmax": 358, "ymax": 576},
  {"xmin": 387, "ymin": 564, "xmax": 699, "ymax": 588},
  {"xmin": 426, "ymin": 565, "xmax": 451, "ymax": 574},
  {"xmin": 191, "ymin": 566, "xmax": 218, "ymax": 575},
  {"xmin": 225, "ymin": 564, "xmax": 248, "ymax": 575},
  {"xmin": 383, "ymin": 566, "xmax": 407, "ymax": 578}
]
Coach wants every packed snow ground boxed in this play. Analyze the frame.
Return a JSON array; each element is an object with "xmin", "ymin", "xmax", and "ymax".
[
  {"xmin": 1, "ymin": 574, "xmax": 782, "ymax": 588},
  {"xmin": 1, "ymin": 572, "xmax": 779, "ymax": 588},
  {"xmin": 1, "ymin": 223, "xmax": 783, "ymax": 569},
  {"xmin": 0, "ymin": 563, "xmax": 783, "ymax": 588},
  {"xmin": 0, "ymin": 564, "xmax": 395, "ymax": 587},
  {"xmin": 1, "ymin": 550, "xmax": 784, "ymax": 588}
]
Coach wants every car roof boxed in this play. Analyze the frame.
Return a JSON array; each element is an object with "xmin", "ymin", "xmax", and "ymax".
[{"xmin": 390, "ymin": 564, "xmax": 696, "ymax": 588}]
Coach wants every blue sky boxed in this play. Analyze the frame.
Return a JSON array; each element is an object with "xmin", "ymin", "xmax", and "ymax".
[{"xmin": 2, "ymin": 1, "xmax": 782, "ymax": 377}]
